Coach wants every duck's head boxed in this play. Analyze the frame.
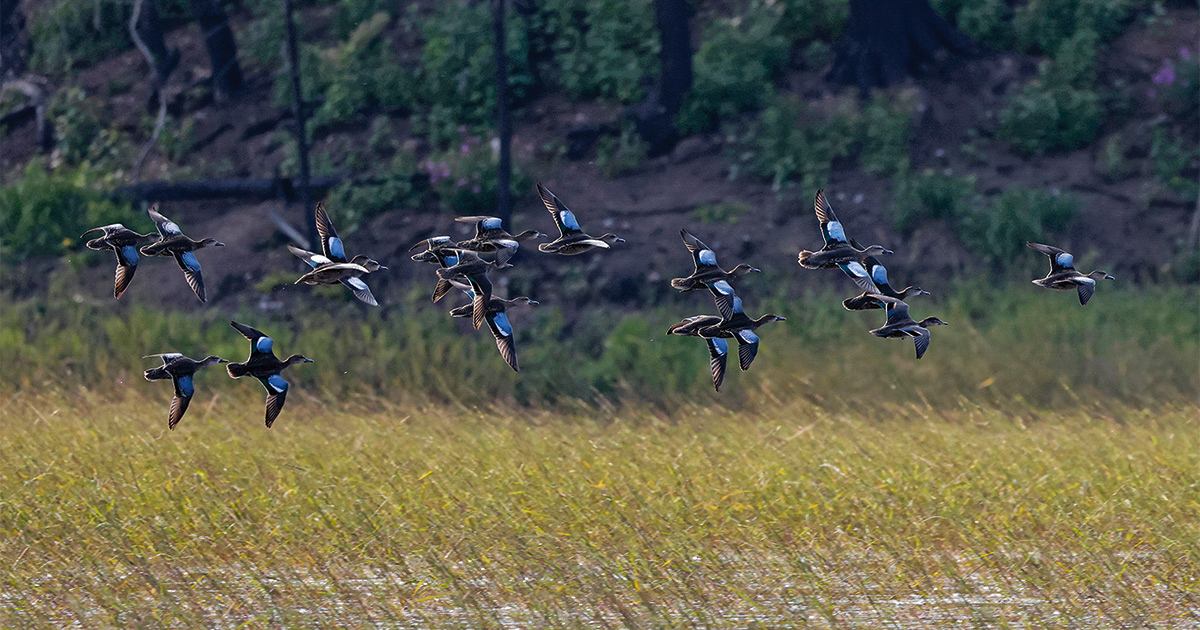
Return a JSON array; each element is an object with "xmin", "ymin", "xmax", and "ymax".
[
  {"xmin": 284, "ymin": 354, "xmax": 315, "ymax": 365},
  {"xmin": 919, "ymin": 316, "xmax": 949, "ymax": 327},
  {"xmin": 901, "ymin": 287, "xmax": 930, "ymax": 298},
  {"xmin": 756, "ymin": 314, "xmax": 786, "ymax": 325},
  {"xmin": 509, "ymin": 296, "xmax": 539, "ymax": 306},
  {"xmin": 1089, "ymin": 271, "xmax": 1115, "ymax": 281},
  {"xmin": 201, "ymin": 356, "xmax": 229, "ymax": 366},
  {"xmin": 730, "ymin": 264, "xmax": 761, "ymax": 276},
  {"xmin": 599, "ymin": 234, "xmax": 625, "ymax": 245},
  {"xmin": 352, "ymin": 255, "xmax": 388, "ymax": 272},
  {"xmin": 864, "ymin": 245, "xmax": 894, "ymax": 256},
  {"xmin": 513, "ymin": 230, "xmax": 547, "ymax": 241},
  {"xmin": 198, "ymin": 238, "xmax": 225, "ymax": 248}
]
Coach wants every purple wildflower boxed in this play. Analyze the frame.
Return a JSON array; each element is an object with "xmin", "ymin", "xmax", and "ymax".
[
  {"xmin": 1153, "ymin": 62, "xmax": 1176, "ymax": 86},
  {"xmin": 1181, "ymin": 47, "xmax": 1192, "ymax": 61}
]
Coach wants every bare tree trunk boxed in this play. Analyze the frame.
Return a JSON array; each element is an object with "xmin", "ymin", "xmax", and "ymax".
[
  {"xmin": 627, "ymin": 0, "xmax": 692, "ymax": 156},
  {"xmin": 493, "ymin": 0, "xmax": 512, "ymax": 225},
  {"xmin": 132, "ymin": 0, "xmax": 179, "ymax": 108},
  {"xmin": 129, "ymin": 0, "xmax": 170, "ymax": 181},
  {"xmin": 829, "ymin": 0, "xmax": 980, "ymax": 92},
  {"xmin": 1, "ymin": 0, "xmax": 28, "ymax": 79},
  {"xmin": 283, "ymin": 0, "xmax": 315, "ymax": 248},
  {"xmin": 189, "ymin": 0, "xmax": 243, "ymax": 99}
]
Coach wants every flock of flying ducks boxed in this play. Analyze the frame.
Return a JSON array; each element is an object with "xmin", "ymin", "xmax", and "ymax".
[{"xmin": 80, "ymin": 186, "xmax": 1113, "ymax": 428}]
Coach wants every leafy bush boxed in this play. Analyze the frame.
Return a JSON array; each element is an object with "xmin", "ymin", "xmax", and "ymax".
[
  {"xmin": 49, "ymin": 87, "xmax": 128, "ymax": 170},
  {"xmin": 736, "ymin": 95, "xmax": 856, "ymax": 193},
  {"xmin": 594, "ymin": 124, "xmax": 648, "ymax": 178},
  {"xmin": 690, "ymin": 202, "xmax": 750, "ymax": 225},
  {"xmin": 1149, "ymin": 124, "xmax": 1199, "ymax": 198},
  {"xmin": 415, "ymin": 1, "xmax": 533, "ymax": 146},
  {"xmin": 1150, "ymin": 47, "xmax": 1199, "ymax": 118},
  {"xmin": 0, "ymin": 163, "xmax": 130, "ymax": 263},
  {"xmin": 325, "ymin": 152, "xmax": 422, "ymax": 235},
  {"xmin": 999, "ymin": 30, "xmax": 1103, "ymax": 155},
  {"xmin": 677, "ymin": 7, "xmax": 789, "ymax": 134},
  {"xmin": 859, "ymin": 92, "xmax": 915, "ymax": 175},
  {"xmin": 959, "ymin": 188, "xmax": 1077, "ymax": 268},
  {"xmin": 891, "ymin": 168, "xmax": 979, "ymax": 234},
  {"xmin": 1014, "ymin": 0, "xmax": 1132, "ymax": 54},
  {"xmin": 420, "ymin": 128, "xmax": 531, "ymax": 214},
  {"xmin": 311, "ymin": 13, "xmax": 414, "ymax": 128},
  {"xmin": 777, "ymin": 0, "xmax": 848, "ymax": 43},
  {"xmin": 538, "ymin": 0, "xmax": 659, "ymax": 103}
]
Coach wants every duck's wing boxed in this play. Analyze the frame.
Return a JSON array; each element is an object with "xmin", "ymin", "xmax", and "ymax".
[
  {"xmin": 230, "ymin": 321, "xmax": 277, "ymax": 359},
  {"xmin": 486, "ymin": 310, "xmax": 519, "ymax": 372},
  {"xmin": 173, "ymin": 251, "xmax": 207, "ymax": 302},
  {"xmin": 455, "ymin": 216, "xmax": 504, "ymax": 239},
  {"xmin": 261, "ymin": 374, "xmax": 289, "ymax": 428},
  {"xmin": 707, "ymin": 280, "xmax": 737, "ymax": 320},
  {"xmin": 869, "ymin": 294, "xmax": 910, "ymax": 325},
  {"xmin": 1027, "ymin": 242, "xmax": 1074, "ymax": 274},
  {"xmin": 168, "ymin": 374, "xmax": 195, "ymax": 430},
  {"xmin": 431, "ymin": 278, "xmax": 454, "ymax": 303},
  {"xmin": 733, "ymin": 329, "xmax": 759, "ymax": 371},
  {"xmin": 813, "ymin": 189, "xmax": 849, "ymax": 246},
  {"xmin": 314, "ymin": 202, "xmax": 347, "ymax": 262},
  {"xmin": 409, "ymin": 235, "xmax": 452, "ymax": 253},
  {"xmin": 1076, "ymin": 277, "xmax": 1096, "ymax": 306},
  {"xmin": 288, "ymin": 244, "xmax": 333, "ymax": 269},
  {"xmin": 147, "ymin": 207, "xmax": 184, "ymax": 238},
  {"xmin": 113, "ymin": 245, "xmax": 141, "ymax": 299},
  {"xmin": 705, "ymin": 337, "xmax": 728, "ymax": 392},
  {"xmin": 862, "ymin": 255, "xmax": 894, "ymax": 293},
  {"xmin": 837, "ymin": 260, "xmax": 880, "ymax": 294},
  {"xmin": 680, "ymin": 229, "xmax": 719, "ymax": 272},
  {"xmin": 341, "ymin": 276, "xmax": 378, "ymax": 306},
  {"xmin": 144, "ymin": 352, "xmax": 185, "ymax": 363},
  {"xmin": 537, "ymin": 183, "xmax": 584, "ymax": 238},
  {"xmin": 465, "ymin": 273, "xmax": 493, "ymax": 330},
  {"xmin": 913, "ymin": 327, "xmax": 931, "ymax": 360}
]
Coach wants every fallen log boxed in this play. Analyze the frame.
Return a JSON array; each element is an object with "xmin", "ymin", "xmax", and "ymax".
[{"xmin": 112, "ymin": 175, "xmax": 345, "ymax": 203}]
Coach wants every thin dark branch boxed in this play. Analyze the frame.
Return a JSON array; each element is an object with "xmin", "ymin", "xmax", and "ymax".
[
  {"xmin": 493, "ymin": 0, "xmax": 512, "ymax": 225},
  {"xmin": 283, "ymin": 0, "xmax": 316, "ymax": 248}
]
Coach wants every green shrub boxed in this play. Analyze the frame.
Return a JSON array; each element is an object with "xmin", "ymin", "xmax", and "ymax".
[
  {"xmin": 0, "ymin": 163, "xmax": 130, "ymax": 263},
  {"xmin": 736, "ymin": 95, "xmax": 856, "ymax": 193},
  {"xmin": 1014, "ymin": 0, "xmax": 1132, "ymax": 54},
  {"xmin": 595, "ymin": 124, "xmax": 648, "ymax": 178},
  {"xmin": 311, "ymin": 13, "xmax": 414, "ymax": 128},
  {"xmin": 999, "ymin": 31, "xmax": 1103, "ymax": 155},
  {"xmin": 859, "ymin": 91, "xmax": 915, "ymax": 175},
  {"xmin": 959, "ymin": 188, "xmax": 1077, "ymax": 268},
  {"xmin": 420, "ymin": 129, "xmax": 531, "ymax": 214},
  {"xmin": 690, "ymin": 202, "xmax": 750, "ymax": 225},
  {"xmin": 1149, "ymin": 124, "xmax": 1199, "ymax": 198},
  {"xmin": 539, "ymin": 0, "xmax": 659, "ymax": 103},
  {"xmin": 677, "ymin": 7, "xmax": 789, "ymax": 134},
  {"xmin": 931, "ymin": 0, "xmax": 1012, "ymax": 48},
  {"xmin": 50, "ymin": 87, "xmax": 128, "ymax": 170},
  {"xmin": 415, "ymin": 1, "xmax": 533, "ymax": 146},
  {"xmin": 777, "ymin": 0, "xmax": 848, "ymax": 43},
  {"xmin": 325, "ymin": 152, "xmax": 422, "ymax": 235},
  {"xmin": 891, "ymin": 168, "xmax": 979, "ymax": 234}
]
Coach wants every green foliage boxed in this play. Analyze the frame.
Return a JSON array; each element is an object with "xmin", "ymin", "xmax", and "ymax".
[
  {"xmin": 891, "ymin": 168, "xmax": 979, "ymax": 234},
  {"xmin": 420, "ymin": 129, "xmax": 531, "ymax": 214},
  {"xmin": 960, "ymin": 188, "xmax": 1078, "ymax": 268},
  {"xmin": 594, "ymin": 124, "xmax": 648, "ymax": 178},
  {"xmin": 415, "ymin": 1, "xmax": 533, "ymax": 146},
  {"xmin": 999, "ymin": 31, "xmax": 1103, "ymax": 155},
  {"xmin": 27, "ymin": 0, "xmax": 131, "ymax": 74},
  {"xmin": 859, "ymin": 92, "xmax": 915, "ymax": 175},
  {"xmin": 50, "ymin": 87, "xmax": 128, "ymax": 170},
  {"xmin": 311, "ymin": 13, "xmax": 414, "ymax": 128},
  {"xmin": 325, "ymin": 152, "xmax": 422, "ymax": 235},
  {"xmin": 690, "ymin": 201, "xmax": 750, "ymax": 225},
  {"xmin": 155, "ymin": 116, "xmax": 197, "ymax": 165},
  {"xmin": 539, "ymin": 0, "xmax": 659, "ymax": 103},
  {"xmin": 1014, "ymin": 0, "xmax": 1132, "ymax": 54},
  {"xmin": 677, "ymin": 7, "xmax": 790, "ymax": 134},
  {"xmin": 1148, "ymin": 124, "xmax": 1200, "ymax": 198},
  {"xmin": 0, "ymin": 163, "xmax": 130, "ymax": 263},
  {"xmin": 331, "ymin": 0, "xmax": 403, "ymax": 39},
  {"xmin": 735, "ymin": 95, "xmax": 857, "ymax": 193},
  {"xmin": 777, "ymin": 0, "xmax": 848, "ymax": 43}
]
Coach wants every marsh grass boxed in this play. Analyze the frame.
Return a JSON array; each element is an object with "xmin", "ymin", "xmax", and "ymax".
[{"xmin": 1, "ymin": 391, "xmax": 1197, "ymax": 628}]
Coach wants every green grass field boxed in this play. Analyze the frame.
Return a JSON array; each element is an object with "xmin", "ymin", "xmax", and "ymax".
[{"xmin": 2, "ymin": 392, "xmax": 1197, "ymax": 628}]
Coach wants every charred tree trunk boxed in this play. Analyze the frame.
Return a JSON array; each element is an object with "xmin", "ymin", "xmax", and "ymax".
[
  {"xmin": 132, "ymin": 0, "xmax": 180, "ymax": 106},
  {"xmin": 626, "ymin": 0, "xmax": 692, "ymax": 156},
  {"xmin": 1, "ymin": 0, "xmax": 28, "ymax": 79},
  {"xmin": 828, "ymin": 0, "xmax": 980, "ymax": 92},
  {"xmin": 493, "ymin": 0, "xmax": 512, "ymax": 225},
  {"xmin": 189, "ymin": 0, "xmax": 243, "ymax": 98},
  {"xmin": 282, "ymin": 0, "xmax": 315, "ymax": 248}
]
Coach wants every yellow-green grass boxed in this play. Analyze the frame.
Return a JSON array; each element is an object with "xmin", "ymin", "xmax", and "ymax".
[{"xmin": 2, "ymin": 391, "xmax": 1197, "ymax": 629}]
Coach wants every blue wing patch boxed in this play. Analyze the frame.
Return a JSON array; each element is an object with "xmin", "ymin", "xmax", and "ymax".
[
  {"xmin": 266, "ymin": 374, "xmax": 289, "ymax": 393},
  {"xmin": 255, "ymin": 336, "xmax": 274, "ymax": 353},
  {"xmin": 121, "ymin": 245, "xmax": 139, "ymax": 266},
  {"xmin": 1056, "ymin": 252, "xmax": 1074, "ymax": 269},
  {"xmin": 444, "ymin": 254, "xmax": 459, "ymax": 267},
  {"xmin": 329, "ymin": 237, "xmax": 346, "ymax": 261},
  {"xmin": 826, "ymin": 221, "xmax": 846, "ymax": 243},
  {"xmin": 482, "ymin": 217, "xmax": 502, "ymax": 230},
  {"xmin": 492, "ymin": 312, "xmax": 513, "ymax": 337},
  {"xmin": 560, "ymin": 211, "xmax": 581, "ymax": 231},
  {"xmin": 698, "ymin": 250, "xmax": 717, "ymax": 266},
  {"xmin": 180, "ymin": 251, "xmax": 202, "ymax": 271},
  {"xmin": 177, "ymin": 375, "xmax": 194, "ymax": 397},
  {"xmin": 871, "ymin": 264, "xmax": 888, "ymax": 286},
  {"xmin": 711, "ymin": 337, "xmax": 728, "ymax": 356},
  {"xmin": 731, "ymin": 296, "xmax": 745, "ymax": 315},
  {"xmin": 736, "ymin": 329, "xmax": 759, "ymax": 344},
  {"xmin": 711, "ymin": 280, "xmax": 734, "ymax": 295}
]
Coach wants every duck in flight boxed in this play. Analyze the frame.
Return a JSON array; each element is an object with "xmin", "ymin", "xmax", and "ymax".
[
  {"xmin": 1027, "ymin": 242, "xmax": 1113, "ymax": 306},
  {"xmin": 454, "ymin": 216, "xmax": 545, "ymax": 265},
  {"xmin": 139, "ymin": 206, "xmax": 224, "ymax": 302},
  {"xmin": 449, "ymin": 295, "xmax": 538, "ymax": 372},
  {"xmin": 670, "ymin": 229, "xmax": 760, "ymax": 319},
  {"xmin": 226, "ymin": 321, "xmax": 313, "ymax": 428},
  {"xmin": 535, "ymin": 183, "xmax": 624, "ymax": 255},
  {"xmin": 842, "ymin": 251, "xmax": 929, "ymax": 311},
  {"xmin": 435, "ymin": 250, "xmax": 496, "ymax": 330},
  {"xmin": 81, "ymin": 223, "xmax": 159, "ymax": 299},
  {"xmin": 796, "ymin": 189, "xmax": 891, "ymax": 291},
  {"xmin": 143, "ymin": 353, "xmax": 227, "ymax": 430},
  {"xmin": 665, "ymin": 315, "xmax": 730, "ymax": 392},
  {"xmin": 288, "ymin": 203, "xmax": 386, "ymax": 306},
  {"xmin": 866, "ymin": 295, "xmax": 948, "ymax": 360}
]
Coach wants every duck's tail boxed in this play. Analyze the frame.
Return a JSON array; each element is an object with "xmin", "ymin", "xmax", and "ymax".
[
  {"xmin": 227, "ymin": 362, "xmax": 250, "ymax": 378},
  {"xmin": 144, "ymin": 366, "xmax": 169, "ymax": 381},
  {"xmin": 669, "ymin": 277, "xmax": 695, "ymax": 291},
  {"xmin": 797, "ymin": 250, "xmax": 817, "ymax": 269}
]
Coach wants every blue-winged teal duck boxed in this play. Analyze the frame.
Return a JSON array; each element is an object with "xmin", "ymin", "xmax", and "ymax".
[
  {"xmin": 449, "ymin": 295, "xmax": 538, "ymax": 372},
  {"xmin": 702, "ymin": 295, "xmax": 786, "ymax": 371},
  {"xmin": 226, "ymin": 321, "xmax": 313, "ymax": 428},
  {"xmin": 410, "ymin": 238, "xmax": 476, "ymax": 300},
  {"xmin": 842, "ymin": 251, "xmax": 928, "ymax": 311},
  {"xmin": 665, "ymin": 314, "xmax": 730, "ymax": 391},
  {"xmin": 139, "ymin": 207, "xmax": 224, "ymax": 302},
  {"xmin": 288, "ymin": 245, "xmax": 385, "ymax": 306},
  {"xmin": 867, "ymin": 294, "xmax": 948, "ymax": 359},
  {"xmin": 314, "ymin": 202, "xmax": 385, "ymax": 270},
  {"xmin": 82, "ymin": 223, "xmax": 159, "ymax": 299},
  {"xmin": 1027, "ymin": 242, "xmax": 1113, "ymax": 306},
  {"xmin": 454, "ymin": 216, "xmax": 545, "ymax": 265},
  {"xmin": 435, "ymin": 250, "xmax": 495, "ymax": 329},
  {"xmin": 144, "ymin": 353, "xmax": 227, "ymax": 429},
  {"xmin": 797, "ymin": 189, "xmax": 891, "ymax": 289},
  {"xmin": 536, "ymin": 183, "xmax": 624, "ymax": 255},
  {"xmin": 671, "ymin": 228, "xmax": 760, "ymax": 319}
]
